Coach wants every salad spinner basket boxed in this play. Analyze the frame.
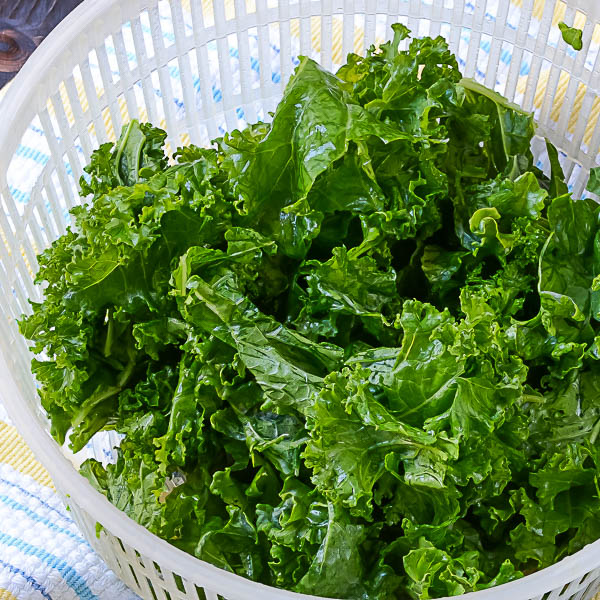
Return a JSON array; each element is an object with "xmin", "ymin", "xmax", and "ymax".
[{"xmin": 3, "ymin": 1, "xmax": 600, "ymax": 599}]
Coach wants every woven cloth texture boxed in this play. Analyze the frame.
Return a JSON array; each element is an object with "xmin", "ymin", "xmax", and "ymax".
[{"xmin": 1, "ymin": 0, "xmax": 599, "ymax": 598}]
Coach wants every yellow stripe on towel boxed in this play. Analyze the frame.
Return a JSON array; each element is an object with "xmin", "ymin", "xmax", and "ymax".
[
  {"xmin": 0, "ymin": 422, "xmax": 54, "ymax": 490},
  {"xmin": 0, "ymin": 589, "xmax": 18, "ymax": 600}
]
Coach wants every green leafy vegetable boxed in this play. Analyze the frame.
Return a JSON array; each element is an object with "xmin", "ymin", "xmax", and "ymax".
[
  {"xmin": 587, "ymin": 166, "xmax": 600, "ymax": 195},
  {"xmin": 559, "ymin": 21, "xmax": 583, "ymax": 51},
  {"xmin": 20, "ymin": 27, "xmax": 600, "ymax": 600}
]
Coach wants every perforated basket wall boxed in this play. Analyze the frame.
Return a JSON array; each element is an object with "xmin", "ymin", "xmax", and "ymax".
[{"xmin": 3, "ymin": 1, "xmax": 600, "ymax": 599}]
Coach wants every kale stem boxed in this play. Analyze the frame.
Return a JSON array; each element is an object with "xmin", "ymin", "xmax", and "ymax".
[{"xmin": 104, "ymin": 308, "xmax": 114, "ymax": 358}]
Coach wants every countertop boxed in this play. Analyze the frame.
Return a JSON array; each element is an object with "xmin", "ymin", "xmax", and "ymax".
[{"xmin": 0, "ymin": 0, "xmax": 82, "ymax": 88}]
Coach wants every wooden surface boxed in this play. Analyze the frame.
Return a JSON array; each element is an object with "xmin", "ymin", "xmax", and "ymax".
[{"xmin": 0, "ymin": 0, "xmax": 83, "ymax": 88}]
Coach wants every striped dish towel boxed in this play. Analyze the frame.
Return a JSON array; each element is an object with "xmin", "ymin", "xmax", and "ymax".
[
  {"xmin": 1, "ymin": 1, "xmax": 599, "ymax": 599},
  {"xmin": 0, "ymin": 405, "xmax": 139, "ymax": 600}
]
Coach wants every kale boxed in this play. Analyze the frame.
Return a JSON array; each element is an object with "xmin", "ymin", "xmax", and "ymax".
[{"xmin": 20, "ymin": 28, "xmax": 600, "ymax": 599}]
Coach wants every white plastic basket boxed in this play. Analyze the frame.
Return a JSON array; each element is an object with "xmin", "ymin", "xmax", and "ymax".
[{"xmin": 2, "ymin": 1, "xmax": 600, "ymax": 599}]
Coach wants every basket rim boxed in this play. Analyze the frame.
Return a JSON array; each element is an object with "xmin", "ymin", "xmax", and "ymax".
[{"xmin": 1, "ymin": 1, "xmax": 600, "ymax": 599}]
